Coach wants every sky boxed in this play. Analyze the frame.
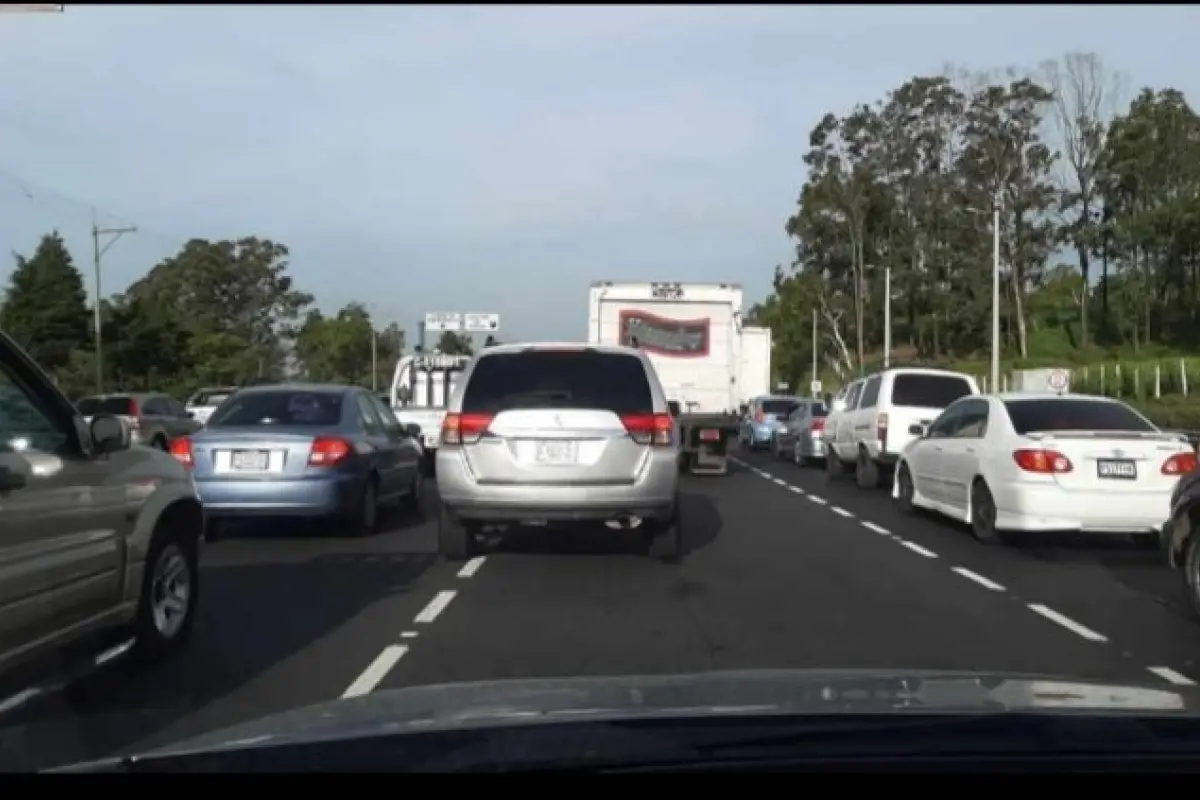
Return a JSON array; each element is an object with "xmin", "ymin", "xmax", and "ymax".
[{"xmin": 1, "ymin": 4, "xmax": 1198, "ymax": 344}]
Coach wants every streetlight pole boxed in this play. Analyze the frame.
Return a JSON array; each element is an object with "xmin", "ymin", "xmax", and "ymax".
[
  {"xmin": 370, "ymin": 325, "xmax": 378, "ymax": 391},
  {"xmin": 991, "ymin": 190, "xmax": 1001, "ymax": 394},
  {"xmin": 91, "ymin": 217, "xmax": 137, "ymax": 394},
  {"xmin": 883, "ymin": 267, "xmax": 891, "ymax": 370},
  {"xmin": 811, "ymin": 308, "xmax": 818, "ymax": 397}
]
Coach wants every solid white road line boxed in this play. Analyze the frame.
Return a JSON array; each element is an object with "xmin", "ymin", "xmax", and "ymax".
[
  {"xmin": 951, "ymin": 566, "xmax": 1005, "ymax": 591},
  {"xmin": 342, "ymin": 645, "xmax": 408, "ymax": 698},
  {"xmin": 415, "ymin": 590, "xmax": 457, "ymax": 624},
  {"xmin": 1147, "ymin": 666, "xmax": 1197, "ymax": 685},
  {"xmin": 457, "ymin": 556, "xmax": 487, "ymax": 578},
  {"xmin": 1027, "ymin": 603, "xmax": 1108, "ymax": 642},
  {"xmin": 898, "ymin": 540, "xmax": 938, "ymax": 558}
]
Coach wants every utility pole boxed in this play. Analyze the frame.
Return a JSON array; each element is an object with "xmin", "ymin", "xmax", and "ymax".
[
  {"xmin": 883, "ymin": 267, "xmax": 892, "ymax": 370},
  {"xmin": 370, "ymin": 325, "xmax": 378, "ymax": 391},
  {"xmin": 991, "ymin": 189, "xmax": 1002, "ymax": 394},
  {"xmin": 91, "ymin": 216, "xmax": 137, "ymax": 394},
  {"xmin": 811, "ymin": 308, "xmax": 818, "ymax": 397}
]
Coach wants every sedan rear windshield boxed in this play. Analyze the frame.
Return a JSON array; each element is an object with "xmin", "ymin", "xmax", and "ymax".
[
  {"xmin": 207, "ymin": 391, "xmax": 344, "ymax": 427},
  {"xmin": 76, "ymin": 396, "xmax": 135, "ymax": 416},
  {"xmin": 462, "ymin": 350, "xmax": 653, "ymax": 415},
  {"xmin": 760, "ymin": 399, "xmax": 799, "ymax": 416},
  {"xmin": 189, "ymin": 389, "xmax": 235, "ymax": 407},
  {"xmin": 1004, "ymin": 399, "xmax": 1156, "ymax": 435},
  {"xmin": 891, "ymin": 374, "xmax": 974, "ymax": 408}
]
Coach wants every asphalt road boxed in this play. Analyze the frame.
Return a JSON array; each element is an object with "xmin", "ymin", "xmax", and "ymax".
[{"xmin": 5, "ymin": 446, "xmax": 1200, "ymax": 770}]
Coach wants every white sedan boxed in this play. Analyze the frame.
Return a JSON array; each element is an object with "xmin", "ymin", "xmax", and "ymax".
[{"xmin": 892, "ymin": 392, "xmax": 1196, "ymax": 544}]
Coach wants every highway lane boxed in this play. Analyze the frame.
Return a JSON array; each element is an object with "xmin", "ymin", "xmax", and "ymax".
[
  {"xmin": 736, "ymin": 446, "xmax": 1200, "ymax": 685},
  {"xmin": 5, "ymin": 454, "xmax": 1199, "ymax": 771}
]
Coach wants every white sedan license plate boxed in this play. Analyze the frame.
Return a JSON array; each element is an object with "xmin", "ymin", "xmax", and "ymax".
[
  {"xmin": 1097, "ymin": 458, "xmax": 1137, "ymax": 480},
  {"xmin": 535, "ymin": 440, "xmax": 578, "ymax": 465},
  {"xmin": 231, "ymin": 449, "xmax": 270, "ymax": 471}
]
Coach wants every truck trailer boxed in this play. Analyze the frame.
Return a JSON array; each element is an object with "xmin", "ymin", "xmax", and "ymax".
[{"xmin": 587, "ymin": 280, "xmax": 771, "ymax": 476}]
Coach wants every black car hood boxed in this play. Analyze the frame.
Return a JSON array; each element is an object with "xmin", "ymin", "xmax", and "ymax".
[{"xmin": 65, "ymin": 668, "xmax": 1200, "ymax": 769}]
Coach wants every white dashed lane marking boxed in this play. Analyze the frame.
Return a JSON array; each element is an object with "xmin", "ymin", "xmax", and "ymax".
[
  {"xmin": 342, "ymin": 645, "xmax": 408, "ymax": 698},
  {"xmin": 830, "ymin": 506, "xmax": 854, "ymax": 519},
  {"xmin": 1027, "ymin": 603, "xmax": 1108, "ymax": 643},
  {"xmin": 457, "ymin": 556, "xmax": 487, "ymax": 578},
  {"xmin": 951, "ymin": 566, "xmax": 1006, "ymax": 591},
  {"xmin": 1147, "ymin": 667, "xmax": 1197, "ymax": 685},
  {"xmin": 788, "ymin": 486, "xmax": 805, "ymax": 495},
  {"xmin": 897, "ymin": 540, "xmax": 938, "ymax": 558},
  {"xmin": 861, "ymin": 521, "xmax": 890, "ymax": 536},
  {"xmin": 806, "ymin": 495, "xmax": 827, "ymax": 505},
  {"xmin": 414, "ymin": 590, "xmax": 457, "ymax": 624}
]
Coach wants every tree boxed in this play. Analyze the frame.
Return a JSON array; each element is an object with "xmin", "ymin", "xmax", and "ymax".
[
  {"xmin": 0, "ymin": 231, "xmax": 90, "ymax": 378},
  {"xmin": 435, "ymin": 330, "xmax": 474, "ymax": 356}
]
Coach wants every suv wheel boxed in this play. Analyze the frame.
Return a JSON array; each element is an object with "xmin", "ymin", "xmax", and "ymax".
[
  {"xmin": 132, "ymin": 518, "xmax": 200, "ymax": 663},
  {"xmin": 438, "ymin": 503, "xmax": 476, "ymax": 561}
]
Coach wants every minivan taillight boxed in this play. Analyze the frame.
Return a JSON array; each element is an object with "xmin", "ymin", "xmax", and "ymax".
[
  {"xmin": 810, "ymin": 418, "xmax": 825, "ymax": 433},
  {"xmin": 442, "ymin": 412, "xmax": 493, "ymax": 446},
  {"xmin": 309, "ymin": 436, "xmax": 352, "ymax": 466},
  {"xmin": 1013, "ymin": 448, "xmax": 1073, "ymax": 474},
  {"xmin": 621, "ymin": 413, "xmax": 673, "ymax": 446},
  {"xmin": 169, "ymin": 436, "xmax": 193, "ymax": 468},
  {"xmin": 1163, "ymin": 452, "xmax": 1198, "ymax": 475}
]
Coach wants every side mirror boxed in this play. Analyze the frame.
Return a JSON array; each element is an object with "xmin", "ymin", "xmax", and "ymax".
[
  {"xmin": 907, "ymin": 423, "xmax": 926, "ymax": 437},
  {"xmin": 404, "ymin": 423, "xmax": 421, "ymax": 438},
  {"xmin": 90, "ymin": 414, "xmax": 130, "ymax": 454}
]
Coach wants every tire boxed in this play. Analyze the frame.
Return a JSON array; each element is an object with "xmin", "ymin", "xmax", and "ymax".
[
  {"xmin": 895, "ymin": 463, "xmax": 916, "ymax": 514},
  {"xmin": 825, "ymin": 446, "xmax": 851, "ymax": 480},
  {"xmin": 1180, "ymin": 529, "xmax": 1200, "ymax": 620},
  {"xmin": 643, "ymin": 501, "xmax": 684, "ymax": 564},
  {"xmin": 152, "ymin": 436, "xmax": 168, "ymax": 451},
  {"xmin": 970, "ymin": 479, "xmax": 1004, "ymax": 545},
  {"xmin": 438, "ymin": 503, "xmax": 476, "ymax": 561},
  {"xmin": 348, "ymin": 476, "xmax": 379, "ymax": 536},
  {"xmin": 855, "ymin": 448, "xmax": 881, "ymax": 490},
  {"xmin": 132, "ymin": 514, "xmax": 200, "ymax": 664}
]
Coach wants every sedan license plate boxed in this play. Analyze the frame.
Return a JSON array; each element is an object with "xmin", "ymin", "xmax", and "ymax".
[
  {"xmin": 699, "ymin": 429, "xmax": 720, "ymax": 442},
  {"xmin": 1096, "ymin": 458, "xmax": 1137, "ymax": 480},
  {"xmin": 231, "ymin": 449, "xmax": 270, "ymax": 471},
  {"xmin": 535, "ymin": 440, "xmax": 578, "ymax": 465}
]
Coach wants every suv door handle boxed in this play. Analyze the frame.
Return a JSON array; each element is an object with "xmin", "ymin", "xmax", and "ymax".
[{"xmin": 0, "ymin": 466, "xmax": 27, "ymax": 491}]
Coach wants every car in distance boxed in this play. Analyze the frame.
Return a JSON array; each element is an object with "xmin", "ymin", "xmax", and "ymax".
[
  {"xmin": 0, "ymin": 331, "xmax": 203, "ymax": 691},
  {"xmin": 171, "ymin": 383, "xmax": 424, "ymax": 537},
  {"xmin": 435, "ymin": 343, "xmax": 684, "ymax": 562}
]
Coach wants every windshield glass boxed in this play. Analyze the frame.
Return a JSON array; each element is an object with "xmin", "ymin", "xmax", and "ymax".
[
  {"xmin": 207, "ymin": 390, "xmax": 344, "ymax": 427},
  {"xmin": 5, "ymin": 4, "xmax": 1199, "ymax": 776}
]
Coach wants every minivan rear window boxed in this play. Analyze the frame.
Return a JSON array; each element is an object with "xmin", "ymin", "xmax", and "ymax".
[
  {"xmin": 811, "ymin": 402, "xmax": 828, "ymax": 417},
  {"xmin": 77, "ymin": 396, "xmax": 135, "ymax": 416},
  {"xmin": 760, "ymin": 399, "xmax": 799, "ymax": 416},
  {"xmin": 1004, "ymin": 399, "xmax": 1156, "ymax": 435},
  {"xmin": 462, "ymin": 350, "xmax": 653, "ymax": 415},
  {"xmin": 207, "ymin": 390, "xmax": 343, "ymax": 427},
  {"xmin": 891, "ymin": 374, "xmax": 973, "ymax": 408}
]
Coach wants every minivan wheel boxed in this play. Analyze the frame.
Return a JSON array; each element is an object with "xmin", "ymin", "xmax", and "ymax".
[
  {"xmin": 438, "ymin": 504, "xmax": 476, "ymax": 561},
  {"xmin": 132, "ymin": 523, "xmax": 199, "ymax": 663}
]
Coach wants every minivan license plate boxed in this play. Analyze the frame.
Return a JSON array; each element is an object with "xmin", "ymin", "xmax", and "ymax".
[
  {"xmin": 232, "ymin": 450, "xmax": 270, "ymax": 471},
  {"xmin": 535, "ymin": 441, "xmax": 577, "ymax": 465},
  {"xmin": 1097, "ymin": 459, "xmax": 1137, "ymax": 480}
]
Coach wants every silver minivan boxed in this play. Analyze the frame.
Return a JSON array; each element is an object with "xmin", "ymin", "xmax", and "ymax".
[{"xmin": 435, "ymin": 342, "xmax": 683, "ymax": 562}]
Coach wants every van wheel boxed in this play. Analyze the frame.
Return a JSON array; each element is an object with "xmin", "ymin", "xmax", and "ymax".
[
  {"xmin": 855, "ymin": 448, "xmax": 881, "ymax": 489},
  {"xmin": 438, "ymin": 504, "xmax": 476, "ymax": 561},
  {"xmin": 132, "ymin": 516, "xmax": 200, "ymax": 663}
]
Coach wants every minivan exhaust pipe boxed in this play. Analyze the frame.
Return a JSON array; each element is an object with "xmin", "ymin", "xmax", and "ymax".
[{"xmin": 606, "ymin": 513, "xmax": 643, "ymax": 530}]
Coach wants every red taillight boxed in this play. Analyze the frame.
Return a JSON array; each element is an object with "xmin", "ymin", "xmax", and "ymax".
[
  {"xmin": 308, "ymin": 436, "xmax": 352, "ymax": 466},
  {"xmin": 1013, "ymin": 448, "xmax": 1073, "ymax": 474},
  {"xmin": 169, "ymin": 436, "xmax": 193, "ymax": 468},
  {"xmin": 876, "ymin": 412, "xmax": 889, "ymax": 445},
  {"xmin": 441, "ymin": 412, "xmax": 493, "ymax": 446},
  {"xmin": 1162, "ymin": 452, "xmax": 1198, "ymax": 476},
  {"xmin": 810, "ymin": 418, "xmax": 825, "ymax": 433},
  {"xmin": 754, "ymin": 411, "xmax": 764, "ymax": 423},
  {"xmin": 621, "ymin": 413, "xmax": 673, "ymax": 446}
]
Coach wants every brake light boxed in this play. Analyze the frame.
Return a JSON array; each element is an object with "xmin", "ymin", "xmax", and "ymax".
[
  {"xmin": 622, "ymin": 413, "xmax": 673, "ymax": 446},
  {"xmin": 308, "ymin": 436, "xmax": 352, "ymax": 466},
  {"xmin": 810, "ymin": 418, "xmax": 825, "ymax": 433},
  {"xmin": 168, "ymin": 436, "xmax": 193, "ymax": 468},
  {"xmin": 441, "ymin": 412, "xmax": 493, "ymax": 446},
  {"xmin": 1162, "ymin": 452, "xmax": 1198, "ymax": 476},
  {"xmin": 876, "ymin": 412, "xmax": 889, "ymax": 446},
  {"xmin": 1013, "ymin": 448, "xmax": 1073, "ymax": 474}
]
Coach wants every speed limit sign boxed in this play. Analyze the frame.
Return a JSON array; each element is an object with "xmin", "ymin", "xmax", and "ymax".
[{"xmin": 1047, "ymin": 369, "xmax": 1069, "ymax": 393}]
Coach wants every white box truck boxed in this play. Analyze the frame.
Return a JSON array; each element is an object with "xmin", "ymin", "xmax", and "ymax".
[{"xmin": 587, "ymin": 280, "xmax": 769, "ymax": 475}]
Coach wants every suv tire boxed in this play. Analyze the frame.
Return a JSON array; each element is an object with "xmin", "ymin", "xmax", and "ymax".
[{"xmin": 132, "ymin": 517, "xmax": 200, "ymax": 664}]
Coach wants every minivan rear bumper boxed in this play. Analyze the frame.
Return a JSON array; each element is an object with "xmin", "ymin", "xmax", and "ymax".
[{"xmin": 437, "ymin": 448, "xmax": 678, "ymax": 522}]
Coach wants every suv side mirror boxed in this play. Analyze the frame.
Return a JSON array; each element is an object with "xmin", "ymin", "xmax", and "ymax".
[
  {"xmin": 90, "ymin": 414, "xmax": 130, "ymax": 454},
  {"xmin": 404, "ymin": 423, "xmax": 421, "ymax": 438}
]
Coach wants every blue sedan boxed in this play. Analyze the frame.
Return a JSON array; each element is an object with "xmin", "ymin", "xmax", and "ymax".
[{"xmin": 170, "ymin": 383, "xmax": 424, "ymax": 536}]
